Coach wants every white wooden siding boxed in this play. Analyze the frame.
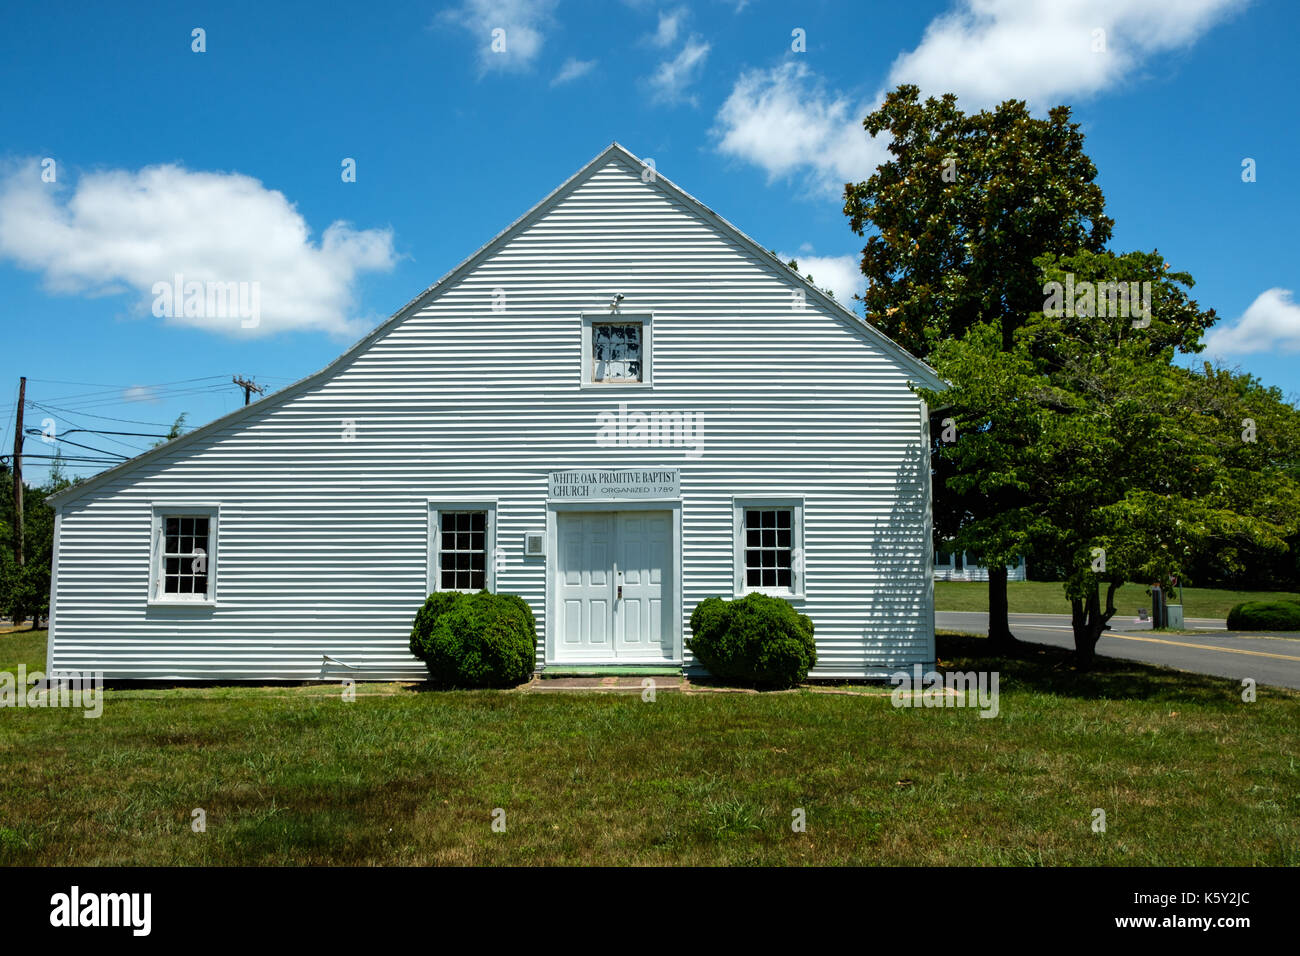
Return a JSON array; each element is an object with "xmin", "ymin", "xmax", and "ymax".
[{"xmin": 48, "ymin": 147, "xmax": 937, "ymax": 681}]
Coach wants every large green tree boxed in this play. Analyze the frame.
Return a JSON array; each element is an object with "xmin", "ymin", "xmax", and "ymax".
[
  {"xmin": 844, "ymin": 85, "xmax": 1113, "ymax": 645},
  {"xmin": 924, "ymin": 250, "xmax": 1300, "ymax": 664}
]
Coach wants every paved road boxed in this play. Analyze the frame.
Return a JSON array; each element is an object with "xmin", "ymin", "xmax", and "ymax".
[{"xmin": 936, "ymin": 611, "xmax": 1300, "ymax": 690}]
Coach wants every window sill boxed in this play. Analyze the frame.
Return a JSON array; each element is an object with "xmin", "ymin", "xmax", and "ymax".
[
  {"xmin": 735, "ymin": 589, "xmax": 806, "ymax": 603},
  {"xmin": 579, "ymin": 381, "xmax": 654, "ymax": 390},
  {"xmin": 147, "ymin": 598, "xmax": 217, "ymax": 609}
]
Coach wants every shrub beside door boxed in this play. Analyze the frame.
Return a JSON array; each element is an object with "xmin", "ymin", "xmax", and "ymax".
[
  {"xmin": 409, "ymin": 590, "xmax": 537, "ymax": 688},
  {"xmin": 687, "ymin": 593, "xmax": 816, "ymax": 689}
]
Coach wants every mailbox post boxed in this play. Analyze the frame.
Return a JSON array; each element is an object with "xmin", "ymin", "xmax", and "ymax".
[{"xmin": 1149, "ymin": 584, "xmax": 1167, "ymax": 629}]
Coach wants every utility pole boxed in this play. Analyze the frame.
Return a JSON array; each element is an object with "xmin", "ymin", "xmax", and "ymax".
[
  {"xmin": 232, "ymin": 375, "xmax": 264, "ymax": 405},
  {"xmin": 11, "ymin": 376, "xmax": 26, "ymax": 627},
  {"xmin": 12, "ymin": 376, "xmax": 24, "ymax": 570}
]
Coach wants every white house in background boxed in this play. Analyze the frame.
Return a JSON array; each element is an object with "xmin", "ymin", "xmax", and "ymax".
[
  {"xmin": 44, "ymin": 143, "xmax": 946, "ymax": 682},
  {"xmin": 933, "ymin": 549, "xmax": 1028, "ymax": 582}
]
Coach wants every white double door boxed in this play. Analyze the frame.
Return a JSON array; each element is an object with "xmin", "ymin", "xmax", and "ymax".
[{"xmin": 557, "ymin": 510, "xmax": 672, "ymax": 662}]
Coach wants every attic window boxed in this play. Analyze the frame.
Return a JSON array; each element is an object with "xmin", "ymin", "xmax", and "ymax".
[
  {"xmin": 592, "ymin": 323, "xmax": 642, "ymax": 382},
  {"xmin": 580, "ymin": 313, "xmax": 653, "ymax": 387}
]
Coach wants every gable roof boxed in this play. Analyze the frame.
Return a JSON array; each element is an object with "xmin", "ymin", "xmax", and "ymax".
[{"xmin": 48, "ymin": 143, "xmax": 945, "ymax": 508}]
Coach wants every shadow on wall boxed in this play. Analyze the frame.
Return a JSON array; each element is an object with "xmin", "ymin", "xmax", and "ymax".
[{"xmin": 857, "ymin": 434, "xmax": 932, "ymax": 674}]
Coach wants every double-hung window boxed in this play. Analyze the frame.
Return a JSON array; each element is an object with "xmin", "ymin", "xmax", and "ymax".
[
  {"xmin": 151, "ymin": 505, "xmax": 218, "ymax": 604},
  {"xmin": 429, "ymin": 501, "xmax": 497, "ymax": 593},
  {"xmin": 733, "ymin": 498, "xmax": 805, "ymax": 599}
]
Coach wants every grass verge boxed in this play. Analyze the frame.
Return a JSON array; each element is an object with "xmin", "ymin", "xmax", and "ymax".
[
  {"xmin": 1, "ymin": 629, "xmax": 1295, "ymax": 865},
  {"xmin": 935, "ymin": 581, "xmax": 1300, "ymax": 619}
]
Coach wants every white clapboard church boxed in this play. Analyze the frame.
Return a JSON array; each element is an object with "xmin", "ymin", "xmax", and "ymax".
[{"xmin": 45, "ymin": 144, "xmax": 945, "ymax": 682}]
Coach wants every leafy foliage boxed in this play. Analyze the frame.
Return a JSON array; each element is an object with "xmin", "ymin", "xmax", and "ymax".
[
  {"xmin": 844, "ymin": 85, "xmax": 1112, "ymax": 360},
  {"xmin": 1225, "ymin": 601, "xmax": 1300, "ymax": 631},
  {"xmin": 920, "ymin": 250, "xmax": 1300, "ymax": 662},
  {"xmin": 0, "ymin": 465, "xmax": 78, "ymax": 626},
  {"xmin": 408, "ymin": 590, "xmax": 536, "ymax": 688},
  {"xmin": 688, "ymin": 593, "xmax": 816, "ymax": 688}
]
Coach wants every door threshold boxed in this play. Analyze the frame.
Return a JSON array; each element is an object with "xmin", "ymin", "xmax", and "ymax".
[{"xmin": 542, "ymin": 665, "xmax": 682, "ymax": 678}]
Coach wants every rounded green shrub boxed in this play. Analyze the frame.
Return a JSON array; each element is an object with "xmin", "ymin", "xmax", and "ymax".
[
  {"xmin": 688, "ymin": 593, "xmax": 816, "ymax": 688},
  {"xmin": 409, "ymin": 591, "xmax": 537, "ymax": 688},
  {"xmin": 409, "ymin": 590, "xmax": 464, "ymax": 658},
  {"xmin": 1225, "ymin": 600, "xmax": 1300, "ymax": 631}
]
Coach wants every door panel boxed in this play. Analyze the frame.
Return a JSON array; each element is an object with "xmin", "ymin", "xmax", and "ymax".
[
  {"xmin": 557, "ymin": 513, "xmax": 614, "ymax": 651},
  {"xmin": 615, "ymin": 512, "xmax": 670, "ymax": 654},
  {"xmin": 556, "ymin": 510, "xmax": 672, "ymax": 661}
]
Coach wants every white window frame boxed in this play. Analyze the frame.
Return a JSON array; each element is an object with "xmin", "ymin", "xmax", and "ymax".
[
  {"xmin": 427, "ymin": 499, "xmax": 498, "ymax": 594},
  {"xmin": 580, "ymin": 312, "xmax": 653, "ymax": 388},
  {"xmin": 732, "ymin": 497, "xmax": 805, "ymax": 600},
  {"xmin": 149, "ymin": 503, "xmax": 219, "ymax": 606}
]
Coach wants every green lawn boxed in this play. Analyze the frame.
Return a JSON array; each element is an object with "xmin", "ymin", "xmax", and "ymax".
[
  {"xmin": 935, "ymin": 580, "xmax": 1300, "ymax": 619},
  {"xmin": 1, "ymin": 628, "xmax": 1296, "ymax": 865}
]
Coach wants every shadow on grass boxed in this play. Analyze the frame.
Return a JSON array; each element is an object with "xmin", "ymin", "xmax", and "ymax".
[{"xmin": 936, "ymin": 631, "xmax": 1257, "ymax": 707}]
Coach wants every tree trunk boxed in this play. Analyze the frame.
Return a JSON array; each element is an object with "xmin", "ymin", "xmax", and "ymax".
[
  {"xmin": 987, "ymin": 564, "xmax": 1018, "ymax": 649},
  {"xmin": 1071, "ymin": 582, "xmax": 1119, "ymax": 668}
]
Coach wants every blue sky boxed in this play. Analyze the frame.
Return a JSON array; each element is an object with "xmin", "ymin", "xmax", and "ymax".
[{"xmin": 1, "ymin": 0, "xmax": 1296, "ymax": 482}]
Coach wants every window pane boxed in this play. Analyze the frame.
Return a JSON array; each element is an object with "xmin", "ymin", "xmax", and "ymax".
[
  {"xmin": 439, "ymin": 510, "xmax": 488, "ymax": 591},
  {"xmin": 742, "ymin": 508, "xmax": 795, "ymax": 591},
  {"xmin": 592, "ymin": 323, "xmax": 643, "ymax": 382}
]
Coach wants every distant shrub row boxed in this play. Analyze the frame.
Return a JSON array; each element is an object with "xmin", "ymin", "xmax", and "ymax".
[{"xmin": 1225, "ymin": 600, "xmax": 1300, "ymax": 631}]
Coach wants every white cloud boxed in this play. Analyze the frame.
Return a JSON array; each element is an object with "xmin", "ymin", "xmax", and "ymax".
[
  {"xmin": 0, "ymin": 159, "xmax": 397, "ymax": 339},
  {"xmin": 777, "ymin": 251, "xmax": 864, "ymax": 308},
  {"xmin": 122, "ymin": 385, "xmax": 159, "ymax": 403},
  {"xmin": 551, "ymin": 57, "xmax": 597, "ymax": 86},
  {"xmin": 713, "ymin": 62, "xmax": 886, "ymax": 196},
  {"xmin": 1204, "ymin": 288, "xmax": 1300, "ymax": 356},
  {"xmin": 713, "ymin": 0, "xmax": 1243, "ymax": 194},
  {"xmin": 440, "ymin": 0, "xmax": 557, "ymax": 74},
  {"xmin": 646, "ymin": 35, "xmax": 711, "ymax": 104},
  {"xmin": 649, "ymin": 7, "xmax": 685, "ymax": 47},
  {"xmin": 887, "ymin": 0, "xmax": 1247, "ymax": 109}
]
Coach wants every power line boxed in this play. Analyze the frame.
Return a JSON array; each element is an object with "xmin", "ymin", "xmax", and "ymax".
[
  {"xmin": 27, "ymin": 403, "xmax": 157, "ymax": 455},
  {"xmin": 41, "ymin": 384, "xmax": 231, "ymax": 411},
  {"xmin": 23, "ymin": 428, "xmax": 128, "ymax": 460},
  {"xmin": 29, "ymin": 373, "xmax": 227, "ymax": 391},
  {"xmin": 28, "ymin": 401, "xmax": 176, "ymax": 428}
]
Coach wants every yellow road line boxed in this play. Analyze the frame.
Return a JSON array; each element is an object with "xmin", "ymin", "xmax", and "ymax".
[{"xmin": 1107, "ymin": 633, "xmax": 1300, "ymax": 662}]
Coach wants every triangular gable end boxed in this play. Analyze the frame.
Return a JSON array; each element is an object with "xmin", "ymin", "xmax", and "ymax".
[{"xmin": 48, "ymin": 143, "xmax": 944, "ymax": 508}]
